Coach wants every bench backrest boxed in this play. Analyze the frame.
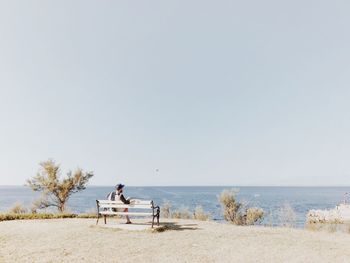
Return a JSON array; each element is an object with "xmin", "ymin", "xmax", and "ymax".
[{"xmin": 97, "ymin": 200, "xmax": 154, "ymax": 210}]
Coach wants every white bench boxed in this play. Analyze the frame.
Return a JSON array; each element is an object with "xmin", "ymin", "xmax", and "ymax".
[{"xmin": 96, "ymin": 199, "xmax": 160, "ymax": 228}]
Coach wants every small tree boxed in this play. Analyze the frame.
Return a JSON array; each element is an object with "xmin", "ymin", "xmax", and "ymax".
[{"xmin": 27, "ymin": 160, "xmax": 93, "ymax": 213}]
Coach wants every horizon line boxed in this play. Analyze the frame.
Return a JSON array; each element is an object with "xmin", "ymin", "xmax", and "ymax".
[{"xmin": 1, "ymin": 184, "xmax": 350, "ymax": 188}]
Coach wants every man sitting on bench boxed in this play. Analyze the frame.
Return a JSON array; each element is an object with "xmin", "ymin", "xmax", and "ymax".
[{"xmin": 107, "ymin": 183, "xmax": 134, "ymax": 224}]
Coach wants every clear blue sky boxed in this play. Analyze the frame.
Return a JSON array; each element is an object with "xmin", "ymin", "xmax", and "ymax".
[{"xmin": 0, "ymin": 0, "xmax": 350, "ymax": 186}]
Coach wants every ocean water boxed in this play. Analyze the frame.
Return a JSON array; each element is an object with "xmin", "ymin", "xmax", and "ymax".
[{"xmin": 0, "ymin": 186, "xmax": 348, "ymax": 227}]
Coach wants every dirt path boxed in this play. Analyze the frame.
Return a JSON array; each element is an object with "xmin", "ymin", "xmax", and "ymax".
[{"xmin": 1, "ymin": 218, "xmax": 350, "ymax": 262}]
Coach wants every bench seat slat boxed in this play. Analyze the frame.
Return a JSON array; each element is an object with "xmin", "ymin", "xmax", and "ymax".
[
  {"xmin": 99, "ymin": 212, "xmax": 153, "ymax": 216},
  {"xmin": 98, "ymin": 200, "xmax": 152, "ymax": 205},
  {"xmin": 99, "ymin": 204, "xmax": 152, "ymax": 209}
]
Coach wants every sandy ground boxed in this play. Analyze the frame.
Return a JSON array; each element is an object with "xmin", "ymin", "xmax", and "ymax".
[{"xmin": 1, "ymin": 219, "xmax": 350, "ymax": 263}]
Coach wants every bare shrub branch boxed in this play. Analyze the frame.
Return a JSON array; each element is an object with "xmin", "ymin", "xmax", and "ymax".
[{"xmin": 278, "ymin": 203, "xmax": 297, "ymax": 228}]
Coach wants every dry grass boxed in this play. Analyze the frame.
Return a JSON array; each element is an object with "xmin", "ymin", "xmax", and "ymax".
[
  {"xmin": 306, "ymin": 221, "xmax": 350, "ymax": 233},
  {"xmin": 9, "ymin": 202, "xmax": 27, "ymax": 214},
  {"xmin": 264, "ymin": 210, "xmax": 275, "ymax": 227},
  {"xmin": 0, "ymin": 213, "xmax": 97, "ymax": 222},
  {"xmin": 161, "ymin": 202, "xmax": 211, "ymax": 221},
  {"xmin": 160, "ymin": 201, "xmax": 172, "ymax": 218},
  {"xmin": 171, "ymin": 207, "xmax": 192, "ymax": 219},
  {"xmin": 193, "ymin": 206, "xmax": 211, "ymax": 221},
  {"xmin": 84, "ymin": 207, "xmax": 97, "ymax": 215},
  {"xmin": 278, "ymin": 203, "xmax": 297, "ymax": 228}
]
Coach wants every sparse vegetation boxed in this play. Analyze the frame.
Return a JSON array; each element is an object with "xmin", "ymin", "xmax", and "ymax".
[
  {"xmin": 219, "ymin": 189, "xmax": 264, "ymax": 225},
  {"xmin": 85, "ymin": 207, "xmax": 97, "ymax": 214},
  {"xmin": 265, "ymin": 210, "xmax": 275, "ymax": 227},
  {"xmin": 306, "ymin": 222, "xmax": 350, "ymax": 233},
  {"xmin": 0, "ymin": 213, "xmax": 97, "ymax": 222},
  {"xmin": 161, "ymin": 202, "xmax": 211, "ymax": 221},
  {"xmin": 160, "ymin": 201, "xmax": 172, "ymax": 218},
  {"xmin": 193, "ymin": 206, "xmax": 211, "ymax": 221},
  {"xmin": 9, "ymin": 202, "xmax": 27, "ymax": 214},
  {"xmin": 278, "ymin": 203, "xmax": 297, "ymax": 228},
  {"xmin": 171, "ymin": 207, "xmax": 192, "ymax": 219},
  {"xmin": 26, "ymin": 159, "xmax": 93, "ymax": 212}
]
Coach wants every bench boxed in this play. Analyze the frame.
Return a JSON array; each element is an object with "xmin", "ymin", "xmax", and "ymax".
[{"xmin": 96, "ymin": 199, "xmax": 160, "ymax": 228}]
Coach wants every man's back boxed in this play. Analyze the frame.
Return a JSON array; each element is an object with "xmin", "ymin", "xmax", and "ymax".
[{"xmin": 107, "ymin": 191, "xmax": 116, "ymax": 201}]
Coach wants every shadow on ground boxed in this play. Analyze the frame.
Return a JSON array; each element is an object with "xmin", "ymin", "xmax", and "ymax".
[
  {"xmin": 94, "ymin": 220, "xmax": 199, "ymax": 232},
  {"xmin": 151, "ymin": 221, "xmax": 199, "ymax": 232}
]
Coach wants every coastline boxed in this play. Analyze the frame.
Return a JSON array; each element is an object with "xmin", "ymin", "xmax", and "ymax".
[
  {"xmin": 1, "ymin": 218, "xmax": 350, "ymax": 262},
  {"xmin": 1, "ymin": 186, "xmax": 349, "ymax": 227}
]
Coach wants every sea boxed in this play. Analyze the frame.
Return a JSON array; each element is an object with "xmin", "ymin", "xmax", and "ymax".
[{"xmin": 0, "ymin": 186, "xmax": 349, "ymax": 228}]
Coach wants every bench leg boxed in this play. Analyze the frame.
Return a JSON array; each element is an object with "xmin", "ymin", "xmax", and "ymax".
[
  {"xmin": 157, "ymin": 207, "xmax": 160, "ymax": 226},
  {"xmin": 96, "ymin": 214, "xmax": 100, "ymax": 225},
  {"xmin": 104, "ymin": 215, "xmax": 107, "ymax": 224}
]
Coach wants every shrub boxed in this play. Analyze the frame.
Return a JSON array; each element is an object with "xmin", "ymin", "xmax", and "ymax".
[
  {"xmin": 9, "ymin": 202, "xmax": 27, "ymax": 214},
  {"xmin": 161, "ymin": 201, "xmax": 172, "ymax": 218},
  {"xmin": 193, "ymin": 206, "xmax": 211, "ymax": 221},
  {"xmin": 278, "ymin": 203, "xmax": 297, "ymax": 227},
  {"xmin": 246, "ymin": 207, "xmax": 264, "ymax": 225},
  {"xmin": 219, "ymin": 189, "xmax": 264, "ymax": 225},
  {"xmin": 219, "ymin": 189, "xmax": 245, "ymax": 225}
]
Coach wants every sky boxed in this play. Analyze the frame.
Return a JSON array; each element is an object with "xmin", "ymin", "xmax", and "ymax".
[{"xmin": 0, "ymin": 0, "xmax": 350, "ymax": 186}]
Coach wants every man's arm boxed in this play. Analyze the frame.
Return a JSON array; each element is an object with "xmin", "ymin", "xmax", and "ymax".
[{"xmin": 120, "ymin": 194, "xmax": 130, "ymax": 204}]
